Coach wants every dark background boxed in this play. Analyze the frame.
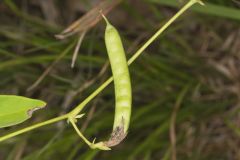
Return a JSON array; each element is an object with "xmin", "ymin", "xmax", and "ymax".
[{"xmin": 0, "ymin": 0, "xmax": 240, "ymax": 159}]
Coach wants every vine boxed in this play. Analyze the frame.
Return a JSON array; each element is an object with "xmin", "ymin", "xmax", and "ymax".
[{"xmin": 0, "ymin": 0, "xmax": 204, "ymax": 150}]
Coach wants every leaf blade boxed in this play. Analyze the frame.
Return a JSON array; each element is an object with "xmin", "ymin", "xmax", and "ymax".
[{"xmin": 0, "ymin": 95, "xmax": 46, "ymax": 128}]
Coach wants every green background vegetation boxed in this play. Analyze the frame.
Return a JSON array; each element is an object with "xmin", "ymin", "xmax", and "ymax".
[{"xmin": 0, "ymin": 0, "xmax": 240, "ymax": 159}]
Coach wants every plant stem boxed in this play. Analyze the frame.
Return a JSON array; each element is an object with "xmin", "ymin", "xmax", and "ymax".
[
  {"xmin": 127, "ymin": 0, "xmax": 203, "ymax": 65},
  {"xmin": 69, "ymin": 117, "xmax": 111, "ymax": 150},
  {"xmin": 70, "ymin": 77, "xmax": 113, "ymax": 117},
  {"xmin": 0, "ymin": 114, "xmax": 69, "ymax": 142},
  {"xmin": 69, "ymin": 117, "xmax": 92, "ymax": 146}
]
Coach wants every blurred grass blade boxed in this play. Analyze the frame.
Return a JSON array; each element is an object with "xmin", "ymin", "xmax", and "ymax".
[
  {"xmin": 150, "ymin": 0, "xmax": 240, "ymax": 21},
  {"xmin": 27, "ymin": 43, "xmax": 75, "ymax": 91}
]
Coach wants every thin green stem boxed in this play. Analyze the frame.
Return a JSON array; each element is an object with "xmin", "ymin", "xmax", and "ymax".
[
  {"xmin": 70, "ymin": 77, "xmax": 113, "ymax": 117},
  {"xmin": 128, "ymin": 0, "xmax": 203, "ymax": 65},
  {"xmin": 69, "ymin": 118, "xmax": 92, "ymax": 146},
  {"xmin": 69, "ymin": 117, "xmax": 111, "ymax": 150},
  {"xmin": 0, "ymin": 114, "xmax": 69, "ymax": 142}
]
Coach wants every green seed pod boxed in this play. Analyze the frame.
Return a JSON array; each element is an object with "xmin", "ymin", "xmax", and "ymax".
[{"xmin": 102, "ymin": 15, "xmax": 132, "ymax": 147}]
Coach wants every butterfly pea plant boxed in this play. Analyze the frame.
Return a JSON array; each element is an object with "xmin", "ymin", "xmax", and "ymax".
[{"xmin": 0, "ymin": 0, "xmax": 204, "ymax": 151}]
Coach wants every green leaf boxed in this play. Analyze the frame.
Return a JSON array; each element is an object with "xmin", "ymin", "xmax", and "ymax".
[{"xmin": 0, "ymin": 95, "xmax": 46, "ymax": 128}]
